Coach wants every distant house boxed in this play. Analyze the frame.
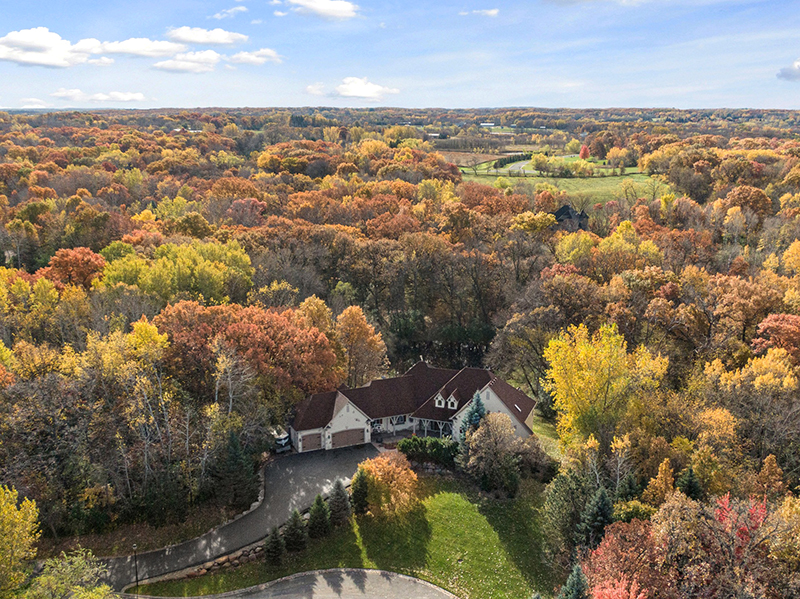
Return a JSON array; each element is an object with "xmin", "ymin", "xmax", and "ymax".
[
  {"xmin": 290, "ymin": 362, "xmax": 536, "ymax": 452},
  {"xmin": 553, "ymin": 204, "xmax": 589, "ymax": 232}
]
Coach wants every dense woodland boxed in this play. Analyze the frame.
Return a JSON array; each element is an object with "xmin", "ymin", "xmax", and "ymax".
[{"xmin": 1, "ymin": 106, "xmax": 800, "ymax": 596}]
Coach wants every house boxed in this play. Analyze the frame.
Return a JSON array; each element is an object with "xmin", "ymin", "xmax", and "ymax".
[
  {"xmin": 553, "ymin": 204, "xmax": 589, "ymax": 232},
  {"xmin": 290, "ymin": 362, "xmax": 537, "ymax": 452}
]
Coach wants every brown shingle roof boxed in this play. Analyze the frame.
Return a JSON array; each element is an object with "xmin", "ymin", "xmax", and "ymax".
[
  {"xmin": 292, "ymin": 391, "xmax": 337, "ymax": 431},
  {"xmin": 487, "ymin": 378, "xmax": 536, "ymax": 434},
  {"xmin": 412, "ymin": 368, "xmax": 494, "ymax": 421}
]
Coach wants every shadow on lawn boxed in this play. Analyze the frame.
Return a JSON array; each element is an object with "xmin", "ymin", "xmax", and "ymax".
[
  {"xmin": 357, "ymin": 502, "xmax": 432, "ymax": 571},
  {"xmin": 477, "ymin": 480, "xmax": 555, "ymax": 594}
]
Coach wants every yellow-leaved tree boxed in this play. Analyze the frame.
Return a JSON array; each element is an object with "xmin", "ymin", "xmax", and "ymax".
[
  {"xmin": 0, "ymin": 485, "xmax": 40, "ymax": 598},
  {"xmin": 359, "ymin": 452, "xmax": 418, "ymax": 515},
  {"xmin": 335, "ymin": 305, "xmax": 387, "ymax": 388},
  {"xmin": 543, "ymin": 323, "xmax": 667, "ymax": 450}
]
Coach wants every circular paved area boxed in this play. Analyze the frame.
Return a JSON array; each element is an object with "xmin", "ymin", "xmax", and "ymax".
[{"xmin": 164, "ymin": 569, "xmax": 460, "ymax": 599}]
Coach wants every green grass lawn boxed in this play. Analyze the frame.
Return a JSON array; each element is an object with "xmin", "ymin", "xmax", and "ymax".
[
  {"xmin": 137, "ymin": 476, "xmax": 556, "ymax": 599},
  {"xmin": 459, "ymin": 172, "xmax": 661, "ymax": 205}
]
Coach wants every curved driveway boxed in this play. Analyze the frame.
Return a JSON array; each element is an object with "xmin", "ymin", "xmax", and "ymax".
[
  {"xmin": 134, "ymin": 569, "xmax": 460, "ymax": 599},
  {"xmin": 105, "ymin": 445, "xmax": 379, "ymax": 591}
]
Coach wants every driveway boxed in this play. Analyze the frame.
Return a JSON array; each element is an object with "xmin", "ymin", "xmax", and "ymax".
[
  {"xmin": 134, "ymin": 569, "xmax": 460, "ymax": 599},
  {"xmin": 105, "ymin": 445, "xmax": 379, "ymax": 591}
]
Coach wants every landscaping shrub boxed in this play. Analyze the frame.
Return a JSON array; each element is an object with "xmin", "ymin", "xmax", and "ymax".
[
  {"xmin": 359, "ymin": 452, "xmax": 419, "ymax": 515},
  {"xmin": 397, "ymin": 436, "xmax": 459, "ymax": 468},
  {"xmin": 350, "ymin": 467, "xmax": 369, "ymax": 516},
  {"xmin": 328, "ymin": 479, "xmax": 352, "ymax": 526},
  {"xmin": 307, "ymin": 494, "xmax": 331, "ymax": 538},
  {"xmin": 282, "ymin": 509, "xmax": 307, "ymax": 551},
  {"xmin": 264, "ymin": 527, "xmax": 285, "ymax": 565}
]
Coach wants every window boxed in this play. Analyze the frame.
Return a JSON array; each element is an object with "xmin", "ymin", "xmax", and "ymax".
[
  {"xmin": 393, "ymin": 415, "xmax": 406, "ymax": 425},
  {"xmin": 447, "ymin": 397, "xmax": 457, "ymax": 410},
  {"xmin": 435, "ymin": 394, "xmax": 444, "ymax": 408}
]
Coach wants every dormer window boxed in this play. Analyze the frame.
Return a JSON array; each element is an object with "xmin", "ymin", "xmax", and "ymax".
[
  {"xmin": 435, "ymin": 394, "xmax": 445, "ymax": 408},
  {"xmin": 447, "ymin": 397, "xmax": 458, "ymax": 410}
]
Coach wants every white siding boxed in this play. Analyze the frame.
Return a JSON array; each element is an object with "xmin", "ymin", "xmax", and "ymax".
[
  {"xmin": 451, "ymin": 387, "xmax": 530, "ymax": 442},
  {"xmin": 323, "ymin": 394, "xmax": 371, "ymax": 450}
]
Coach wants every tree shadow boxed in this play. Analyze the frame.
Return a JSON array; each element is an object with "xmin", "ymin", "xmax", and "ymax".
[
  {"xmin": 357, "ymin": 502, "xmax": 432, "ymax": 571},
  {"xmin": 322, "ymin": 569, "xmax": 345, "ymax": 596},
  {"xmin": 476, "ymin": 479, "xmax": 556, "ymax": 594}
]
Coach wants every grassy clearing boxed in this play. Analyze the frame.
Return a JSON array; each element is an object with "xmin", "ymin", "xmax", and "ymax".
[
  {"xmin": 137, "ymin": 476, "xmax": 555, "ymax": 599},
  {"xmin": 37, "ymin": 502, "xmax": 236, "ymax": 559},
  {"xmin": 528, "ymin": 415, "xmax": 561, "ymax": 461},
  {"xmin": 459, "ymin": 172, "xmax": 659, "ymax": 204}
]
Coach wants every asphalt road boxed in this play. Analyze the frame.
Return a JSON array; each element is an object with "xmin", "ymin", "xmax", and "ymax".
[
  {"xmin": 132, "ymin": 569, "xmax": 460, "ymax": 599},
  {"xmin": 105, "ymin": 445, "xmax": 379, "ymax": 591}
]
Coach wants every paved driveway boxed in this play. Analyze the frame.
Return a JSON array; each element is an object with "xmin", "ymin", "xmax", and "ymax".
[
  {"xmin": 105, "ymin": 445, "xmax": 379, "ymax": 591},
  {"xmin": 135, "ymin": 569, "xmax": 460, "ymax": 599}
]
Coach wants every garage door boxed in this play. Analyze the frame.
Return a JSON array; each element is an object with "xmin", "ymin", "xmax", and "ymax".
[
  {"xmin": 301, "ymin": 433, "xmax": 322, "ymax": 451},
  {"xmin": 331, "ymin": 429, "xmax": 364, "ymax": 448}
]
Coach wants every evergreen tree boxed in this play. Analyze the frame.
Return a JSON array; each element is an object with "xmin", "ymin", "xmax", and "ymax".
[
  {"xmin": 329, "ymin": 479, "xmax": 352, "ymax": 526},
  {"xmin": 460, "ymin": 391, "xmax": 487, "ymax": 441},
  {"xmin": 351, "ymin": 467, "xmax": 369, "ymax": 515},
  {"xmin": 676, "ymin": 466, "xmax": 703, "ymax": 500},
  {"xmin": 283, "ymin": 509, "xmax": 307, "ymax": 551},
  {"xmin": 264, "ymin": 527, "xmax": 285, "ymax": 566},
  {"xmin": 211, "ymin": 431, "xmax": 257, "ymax": 510},
  {"xmin": 308, "ymin": 494, "xmax": 331, "ymax": 538},
  {"xmin": 557, "ymin": 563, "xmax": 589, "ymax": 599},
  {"xmin": 577, "ymin": 486, "xmax": 614, "ymax": 548},
  {"xmin": 615, "ymin": 472, "xmax": 640, "ymax": 501}
]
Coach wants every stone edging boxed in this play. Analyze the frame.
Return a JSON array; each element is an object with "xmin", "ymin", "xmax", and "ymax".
[{"xmin": 119, "ymin": 568, "xmax": 462, "ymax": 599}]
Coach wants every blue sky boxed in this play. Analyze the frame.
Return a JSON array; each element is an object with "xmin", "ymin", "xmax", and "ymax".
[{"xmin": 0, "ymin": 0, "xmax": 798, "ymax": 109}]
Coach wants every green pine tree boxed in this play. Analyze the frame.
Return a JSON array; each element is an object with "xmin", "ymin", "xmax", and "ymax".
[
  {"xmin": 351, "ymin": 467, "xmax": 369, "ymax": 516},
  {"xmin": 264, "ymin": 526, "xmax": 285, "ymax": 566},
  {"xmin": 212, "ymin": 430, "xmax": 258, "ymax": 510},
  {"xmin": 676, "ymin": 466, "xmax": 703, "ymax": 500},
  {"xmin": 329, "ymin": 479, "xmax": 352, "ymax": 526},
  {"xmin": 460, "ymin": 391, "xmax": 487, "ymax": 441},
  {"xmin": 577, "ymin": 486, "xmax": 614, "ymax": 548},
  {"xmin": 557, "ymin": 563, "xmax": 589, "ymax": 599},
  {"xmin": 283, "ymin": 509, "xmax": 307, "ymax": 552},
  {"xmin": 615, "ymin": 472, "xmax": 640, "ymax": 501},
  {"xmin": 308, "ymin": 494, "xmax": 331, "ymax": 538}
]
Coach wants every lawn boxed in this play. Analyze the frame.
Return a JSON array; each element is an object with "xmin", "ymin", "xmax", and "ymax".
[
  {"xmin": 137, "ymin": 476, "xmax": 556, "ymax": 599},
  {"xmin": 459, "ymin": 171, "xmax": 663, "ymax": 205}
]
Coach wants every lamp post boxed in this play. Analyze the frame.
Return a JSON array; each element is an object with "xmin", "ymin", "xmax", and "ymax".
[{"xmin": 132, "ymin": 544, "xmax": 139, "ymax": 595}]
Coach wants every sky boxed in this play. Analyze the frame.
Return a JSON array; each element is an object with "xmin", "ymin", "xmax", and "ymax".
[{"xmin": 0, "ymin": 0, "xmax": 798, "ymax": 110}]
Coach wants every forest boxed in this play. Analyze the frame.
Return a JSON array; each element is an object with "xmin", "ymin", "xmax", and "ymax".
[{"xmin": 1, "ymin": 106, "xmax": 800, "ymax": 597}]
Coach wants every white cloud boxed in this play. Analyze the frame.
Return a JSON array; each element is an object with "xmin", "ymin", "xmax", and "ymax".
[
  {"xmin": 51, "ymin": 88, "xmax": 146, "ymax": 102},
  {"xmin": 778, "ymin": 59, "xmax": 800, "ymax": 81},
  {"xmin": 251, "ymin": 19, "xmax": 264, "ymax": 24},
  {"xmin": 274, "ymin": 11, "xmax": 288, "ymax": 16},
  {"xmin": 20, "ymin": 97, "xmax": 50, "ymax": 108},
  {"xmin": 334, "ymin": 77, "xmax": 399, "ymax": 100},
  {"xmin": 166, "ymin": 27, "xmax": 248, "ymax": 45},
  {"xmin": 306, "ymin": 82, "xmax": 325, "ymax": 95},
  {"xmin": 0, "ymin": 27, "xmax": 100, "ymax": 67},
  {"xmin": 153, "ymin": 50, "xmax": 222, "ymax": 73},
  {"xmin": 229, "ymin": 48, "xmax": 282, "ymax": 64},
  {"xmin": 88, "ymin": 56, "xmax": 114, "ymax": 66},
  {"xmin": 212, "ymin": 6, "xmax": 248, "ymax": 19},
  {"xmin": 287, "ymin": 0, "xmax": 359, "ymax": 20},
  {"xmin": 100, "ymin": 38, "xmax": 187, "ymax": 57},
  {"xmin": 460, "ymin": 8, "xmax": 499, "ymax": 16}
]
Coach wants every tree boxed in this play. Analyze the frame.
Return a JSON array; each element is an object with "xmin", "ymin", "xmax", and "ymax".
[
  {"xmin": 308, "ymin": 494, "xmax": 331, "ymax": 538},
  {"xmin": 24, "ymin": 548, "xmax": 112, "ymax": 599},
  {"xmin": 328, "ymin": 479, "xmax": 352, "ymax": 526},
  {"xmin": 335, "ymin": 306, "xmax": 388, "ymax": 388},
  {"xmin": 38, "ymin": 247, "xmax": 106, "ymax": 290},
  {"xmin": 0, "ymin": 485, "xmax": 39, "ymax": 598},
  {"xmin": 752, "ymin": 313, "xmax": 800, "ymax": 364},
  {"xmin": 459, "ymin": 391, "xmax": 486, "ymax": 441},
  {"xmin": 350, "ymin": 467, "xmax": 369, "ymax": 516},
  {"xmin": 209, "ymin": 430, "xmax": 257, "ymax": 511},
  {"xmin": 359, "ymin": 453, "xmax": 418, "ymax": 515},
  {"xmin": 462, "ymin": 412, "xmax": 521, "ymax": 495},
  {"xmin": 756, "ymin": 454, "xmax": 786, "ymax": 499},
  {"xmin": 544, "ymin": 323, "xmax": 667, "ymax": 449},
  {"xmin": 578, "ymin": 486, "xmax": 614, "ymax": 549},
  {"xmin": 579, "ymin": 145, "xmax": 590, "ymax": 160},
  {"xmin": 264, "ymin": 527, "xmax": 286, "ymax": 566},
  {"xmin": 282, "ymin": 509, "xmax": 307, "ymax": 552},
  {"xmin": 675, "ymin": 466, "xmax": 703, "ymax": 500},
  {"xmin": 642, "ymin": 458, "xmax": 674, "ymax": 507},
  {"xmin": 557, "ymin": 563, "xmax": 590, "ymax": 599}
]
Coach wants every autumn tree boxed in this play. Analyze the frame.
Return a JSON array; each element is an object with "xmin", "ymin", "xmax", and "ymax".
[
  {"xmin": 462, "ymin": 412, "xmax": 522, "ymax": 495},
  {"xmin": 24, "ymin": 548, "xmax": 113, "ymax": 599},
  {"xmin": 0, "ymin": 486, "xmax": 39, "ymax": 598},
  {"xmin": 359, "ymin": 452, "xmax": 418, "ymax": 515},
  {"xmin": 335, "ymin": 305, "xmax": 388, "ymax": 388},
  {"xmin": 38, "ymin": 247, "xmax": 106, "ymax": 290}
]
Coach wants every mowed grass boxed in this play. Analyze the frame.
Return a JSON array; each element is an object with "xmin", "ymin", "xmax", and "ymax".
[
  {"xmin": 460, "ymin": 172, "xmax": 660, "ymax": 204},
  {"xmin": 137, "ymin": 476, "xmax": 555, "ymax": 599}
]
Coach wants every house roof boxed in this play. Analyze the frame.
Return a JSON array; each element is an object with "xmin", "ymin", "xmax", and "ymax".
[
  {"xmin": 486, "ymin": 378, "xmax": 536, "ymax": 434},
  {"xmin": 411, "ymin": 368, "xmax": 494, "ymax": 422},
  {"xmin": 292, "ymin": 391, "xmax": 338, "ymax": 431}
]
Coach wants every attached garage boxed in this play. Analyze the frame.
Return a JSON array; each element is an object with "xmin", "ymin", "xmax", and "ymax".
[
  {"xmin": 331, "ymin": 428, "xmax": 364, "ymax": 448},
  {"xmin": 301, "ymin": 433, "xmax": 322, "ymax": 451}
]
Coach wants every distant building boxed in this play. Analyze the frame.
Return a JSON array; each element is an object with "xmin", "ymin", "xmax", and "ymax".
[
  {"xmin": 480, "ymin": 122, "xmax": 495, "ymax": 127},
  {"xmin": 553, "ymin": 204, "xmax": 589, "ymax": 232},
  {"xmin": 290, "ymin": 362, "xmax": 536, "ymax": 452}
]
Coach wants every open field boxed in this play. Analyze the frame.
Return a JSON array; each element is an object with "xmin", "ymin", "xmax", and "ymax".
[{"xmin": 137, "ymin": 476, "xmax": 555, "ymax": 599}]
